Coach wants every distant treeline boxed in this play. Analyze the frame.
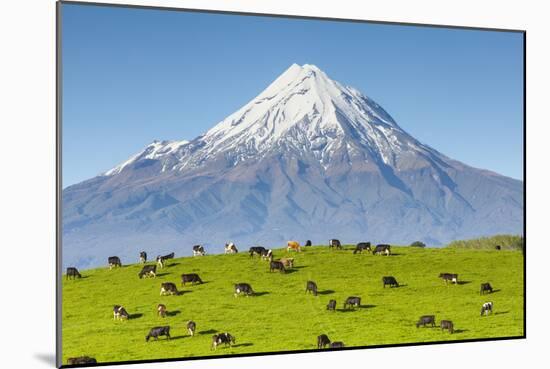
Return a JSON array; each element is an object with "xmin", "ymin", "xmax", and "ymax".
[{"xmin": 447, "ymin": 235, "xmax": 524, "ymax": 251}]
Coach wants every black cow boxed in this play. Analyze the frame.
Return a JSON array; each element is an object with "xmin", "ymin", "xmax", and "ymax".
[
  {"xmin": 66, "ymin": 267, "xmax": 81, "ymax": 280},
  {"xmin": 329, "ymin": 239, "xmax": 342, "ymax": 249},
  {"xmin": 326, "ymin": 299, "xmax": 337, "ymax": 311},
  {"xmin": 344, "ymin": 296, "xmax": 361, "ymax": 309},
  {"xmin": 495, "ymin": 245, "xmax": 502, "ymax": 250},
  {"xmin": 181, "ymin": 273, "xmax": 203, "ymax": 286},
  {"xmin": 372, "ymin": 244, "xmax": 391, "ymax": 255},
  {"xmin": 145, "ymin": 326, "xmax": 171, "ymax": 342},
  {"xmin": 187, "ymin": 320, "xmax": 196, "ymax": 336},
  {"xmin": 138, "ymin": 265, "xmax": 156, "ymax": 279},
  {"xmin": 317, "ymin": 334, "xmax": 331, "ymax": 349},
  {"xmin": 160, "ymin": 282, "xmax": 179, "ymax": 296},
  {"xmin": 330, "ymin": 341, "xmax": 345, "ymax": 348},
  {"xmin": 67, "ymin": 356, "xmax": 97, "ymax": 365},
  {"xmin": 439, "ymin": 273, "xmax": 458, "ymax": 284},
  {"xmin": 416, "ymin": 315, "xmax": 436, "ymax": 328},
  {"xmin": 139, "ymin": 251, "xmax": 147, "ymax": 264},
  {"xmin": 192, "ymin": 245, "xmax": 205, "ymax": 256},
  {"xmin": 305, "ymin": 240, "xmax": 312, "ymax": 246},
  {"xmin": 270, "ymin": 260, "xmax": 285, "ymax": 273},
  {"xmin": 249, "ymin": 246, "xmax": 267, "ymax": 257},
  {"xmin": 108, "ymin": 256, "xmax": 122, "ymax": 269},
  {"xmin": 211, "ymin": 332, "xmax": 236, "ymax": 350},
  {"xmin": 353, "ymin": 242, "xmax": 371, "ymax": 254},
  {"xmin": 113, "ymin": 305, "xmax": 129, "ymax": 320},
  {"xmin": 480, "ymin": 283, "xmax": 493, "ymax": 295},
  {"xmin": 306, "ymin": 281, "xmax": 318, "ymax": 296},
  {"xmin": 481, "ymin": 301, "xmax": 494, "ymax": 316},
  {"xmin": 440, "ymin": 320, "xmax": 454, "ymax": 333},
  {"xmin": 382, "ymin": 276, "xmax": 399, "ymax": 288},
  {"xmin": 234, "ymin": 283, "xmax": 254, "ymax": 297}
]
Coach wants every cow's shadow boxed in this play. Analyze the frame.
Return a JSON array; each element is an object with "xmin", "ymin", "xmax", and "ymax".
[
  {"xmin": 452, "ymin": 329, "xmax": 469, "ymax": 334},
  {"xmin": 166, "ymin": 262, "xmax": 180, "ymax": 268},
  {"xmin": 336, "ymin": 305, "xmax": 376, "ymax": 311},
  {"xmin": 360, "ymin": 304, "xmax": 376, "ymax": 309},
  {"xmin": 155, "ymin": 273, "xmax": 170, "ymax": 277},
  {"xmin": 169, "ymin": 335, "xmax": 188, "ymax": 341},
  {"xmin": 166, "ymin": 310, "xmax": 181, "ymax": 317},
  {"xmin": 292, "ymin": 266, "xmax": 308, "ymax": 269},
  {"xmin": 494, "ymin": 311, "xmax": 509, "ymax": 315},
  {"xmin": 282, "ymin": 269, "xmax": 299, "ymax": 274},
  {"xmin": 176, "ymin": 290, "xmax": 192, "ymax": 296},
  {"xmin": 198, "ymin": 329, "xmax": 217, "ymax": 335},
  {"xmin": 457, "ymin": 281, "xmax": 471, "ymax": 285},
  {"xmin": 254, "ymin": 291, "xmax": 270, "ymax": 296},
  {"xmin": 317, "ymin": 290, "xmax": 335, "ymax": 295},
  {"xmin": 232, "ymin": 343, "xmax": 253, "ymax": 348},
  {"xmin": 128, "ymin": 313, "xmax": 143, "ymax": 319}
]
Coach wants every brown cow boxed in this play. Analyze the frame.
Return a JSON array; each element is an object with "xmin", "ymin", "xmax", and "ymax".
[
  {"xmin": 278, "ymin": 258, "xmax": 294, "ymax": 268},
  {"xmin": 287, "ymin": 241, "xmax": 301, "ymax": 252}
]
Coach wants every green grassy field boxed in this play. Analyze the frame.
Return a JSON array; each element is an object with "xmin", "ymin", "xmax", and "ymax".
[{"xmin": 62, "ymin": 245, "xmax": 524, "ymax": 364}]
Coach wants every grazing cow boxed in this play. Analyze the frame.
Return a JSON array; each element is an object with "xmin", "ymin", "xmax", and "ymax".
[
  {"xmin": 249, "ymin": 246, "xmax": 267, "ymax": 258},
  {"xmin": 139, "ymin": 251, "xmax": 147, "ymax": 264},
  {"xmin": 270, "ymin": 260, "xmax": 286, "ymax": 273},
  {"xmin": 287, "ymin": 241, "xmax": 301, "ymax": 252},
  {"xmin": 224, "ymin": 243, "xmax": 238, "ymax": 254},
  {"xmin": 372, "ymin": 244, "xmax": 391, "ymax": 255},
  {"xmin": 326, "ymin": 299, "xmax": 337, "ymax": 311},
  {"xmin": 181, "ymin": 273, "xmax": 203, "ymax": 286},
  {"xmin": 440, "ymin": 320, "xmax": 454, "ymax": 333},
  {"xmin": 157, "ymin": 252, "xmax": 175, "ymax": 268},
  {"xmin": 157, "ymin": 304, "xmax": 167, "ymax": 318},
  {"xmin": 439, "ymin": 273, "xmax": 458, "ymax": 284},
  {"xmin": 305, "ymin": 281, "xmax": 318, "ymax": 296},
  {"xmin": 278, "ymin": 258, "xmax": 294, "ymax": 268},
  {"xmin": 211, "ymin": 332, "xmax": 235, "ymax": 350},
  {"xmin": 234, "ymin": 283, "xmax": 254, "ymax": 297},
  {"xmin": 66, "ymin": 267, "xmax": 81, "ymax": 280},
  {"xmin": 138, "ymin": 265, "xmax": 157, "ymax": 279},
  {"xmin": 160, "ymin": 282, "xmax": 179, "ymax": 296},
  {"xmin": 495, "ymin": 245, "xmax": 502, "ymax": 250},
  {"xmin": 113, "ymin": 305, "xmax": 129, "ymax": 320},
  {"xmin": 382, "ymin": 276, "xmax": 399, "ymax": 288},
  {"xmin": 317, "ymin": 334, "xmax": 331, "ymax": 349},
  {"xmin": 481, "ymin": 302, "xmax": 494, "ymax": 316},
  {"xmin": 329, "ymin": 239, "xmax": 342, "ymax": 250},
  {"xmin": 480, "ymin": 282, "xmax": 494, "ymax": 295},
  {"xmin": 187, "ymin": 320, "xmax": 196, "ymax": 336},
  {"xmin": 145, "ymin": 326, "xmax": 171, "ymax": 342},
  {"xmin": 353, "ymin": 242, "xmax": 371, "ymax": 254},
  {"xmin": 344, "ymin": 296, "xmax": 361, "ymax": 309},
  {"xmin": 108, "ymin": 256, "xmax": 122, "ymax": 269},
  {"xmin": 192, "ymin": 245, "xmax": 205, "ymax": 256},
  {"xmin": 261, "ymin": 249, "xmax": 273, "ymax": 261},
  {"xmin": 67, "ymin": 356, "xmax": 97, "ymax": 365},
  {"xmin": 305, "ymin": 240, "xmax": 312, "ymax": 247},
  {"xmin": 416, "ymin": 315, "xmax": 436, "ymax": 328},
  {"xmin": 330, "ymin": 341, "xmax": 345, "ymax": 348}
]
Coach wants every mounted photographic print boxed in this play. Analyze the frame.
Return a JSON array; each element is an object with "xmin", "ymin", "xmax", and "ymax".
[{"xmin": 57, "ymin": 1, "xmax": 525, "ymax": 367}]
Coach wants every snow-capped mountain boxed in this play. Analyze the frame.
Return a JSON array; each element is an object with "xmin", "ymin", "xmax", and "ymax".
[{"xmin": 63, "ymin": 63, "xmax": 523, "ymax": 269}]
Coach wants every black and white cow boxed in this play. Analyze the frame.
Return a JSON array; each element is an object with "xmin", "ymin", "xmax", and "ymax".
[
  {"xmin": 343, "ymin": 296, "xmax": 361, "ymax": 309},
  {"xmin": 66, "ymin": 267, "xmax": 81, "ymax": 280},
  {"xmin": 326, "ymin": 299, "xmax": 337, "ymax": 311},
  {"xmin": 192, "ymin": 245, "xmax": 205, "ymax": 256},
  {"xmin": 440, "ymin": 320, "xmax": 454, "ymax": 333},
  {"xmin": 160, "ymin": 282, "xmax": 179, "ymax": 296},
  {"xmin": 181, "ymin": 273, "xmax": 203, "ymax": 286},
  {"xmin": 211, "ymin": 333, "xmax": 235, "ymax": 350},
  {"xmin": 138, "ymin": 265, "xmax": 156, "ymax": 279},
  {"xmin": 187, "ymin": 320, "xmax": 196, "ymax": 336},
  {"xmin": 329, "ymin": 239, "xmax": 342, "ymax": 249},
  {"xmin": 270, "ymin": 260, "xmax": 285, "ymax": 273},
  {"xmin": 145, "ymin": 326, "xmax": 171, "ymax": 342},
  {"xmin": 480, "ymin": 283, "xmax": 493, "ymax": 295},
  {"xmin": 353, "ymin": 242, "xmax": 371, "ymax": 254},
  {"xmin": 317, "ymin": 334, "xmax": 331, "ymax": 349},
  {"xmin": 330, "ymin": 341, "xmax": 345, "ymax": 348},
  {"xmin": 224, "ymin": 243, "xmax": 238, "ymax": 254},
  {"xmin": 305, "ymin": 281, "xmax": 318, "ymax": 296},
  {"xmin": 480, "ymin": 301, "xmax": 493, "ymax": 316},
  {"xmin": 382, "ymin": 276, "xmax": 399, "ymax": 288},
  {"xmin": 234, "ymin": 283, "xmax": 254, "ymax": 297},
  {"xmin": 108, "ymin": 256, "xmax": 122, "ymax": 269},
  {"xmin": 261, "ymin": 249, "xmax": 273, "ymax": 261},
  {"xmin": 157, "ymin": 304, "xmax": 167, "ymax": 318},
  {"xmin": 156, "ymin": 252, "xmax": 175, "ymax": 268},
  {"xmin": 113, "ymin": 305, "xmax": 129, "ymax": 320},
  {"xmin": 305, "ymin": 240, "xmax": 312, "ymax": 247},
  {"xmin": 139, "ymin": 251, "xmax": 147, "ymax": 264},
  {"xmin": 67, "ymin": 356, "xmax": 97, "ymax": 365},
  {"xmin": 372, "ymin": 244, "xmax": 391, "ymax": 255},
  {"xmin": 416, "ymin": 315, "xmax": 436, "ymax": 328},
  {"xmin": 439, "ymin": 273, "xmax": 458, "ymax": 284},
  {"xmin": 249, "ymin": 246, "xmax": 267, "ymax": 257}
]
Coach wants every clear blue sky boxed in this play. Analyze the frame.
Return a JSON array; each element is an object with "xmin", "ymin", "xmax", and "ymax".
[{"xmin": 62, "ymin": 3, "xmax": 524, "ymax": 187}]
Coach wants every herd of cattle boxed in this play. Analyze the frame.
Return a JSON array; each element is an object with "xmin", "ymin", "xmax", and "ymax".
[{"xmin": 65, "ymin": 240, "xmax": 499, "ymax": 365}]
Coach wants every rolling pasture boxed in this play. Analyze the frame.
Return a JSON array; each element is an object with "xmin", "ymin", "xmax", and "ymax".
[{"xmin": 62, "ymin": 245, "xmax": 524, "ymax": 364}]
